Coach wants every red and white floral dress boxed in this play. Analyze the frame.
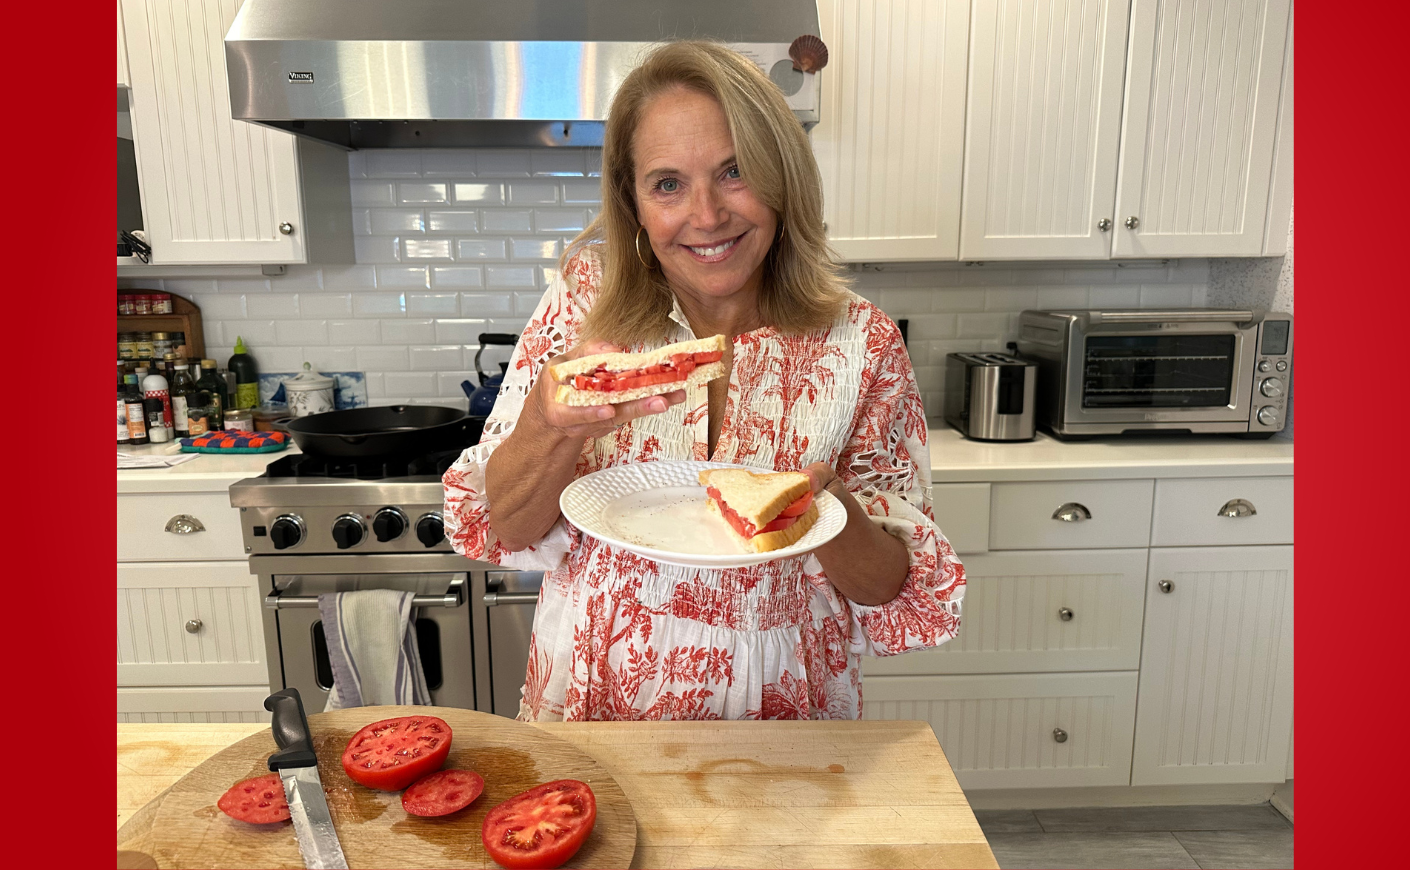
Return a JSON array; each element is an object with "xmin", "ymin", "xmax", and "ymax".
[{"xmin": 443, "ymin": 249, "xmax": 966, "ymax": 721}]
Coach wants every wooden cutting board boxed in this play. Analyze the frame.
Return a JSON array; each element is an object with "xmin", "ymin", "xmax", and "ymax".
[{"xmin": 117, "ymin": 707, "xmax": 635, "ymax": 869}]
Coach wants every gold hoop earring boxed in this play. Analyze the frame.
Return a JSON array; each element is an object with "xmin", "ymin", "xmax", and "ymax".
[
  {"xmin": 776, "ymin": 222, "xmax": 787, "ymax": 244},
  {"xmin": 635, "ymin": 226, "xmax": 655, "ymax": 270}
]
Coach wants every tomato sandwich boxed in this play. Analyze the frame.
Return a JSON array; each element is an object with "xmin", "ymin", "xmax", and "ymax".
[
  {"xmin": 699, "ymin": 468, "xmax": 821, "ymax": 553},
  {"xmin": 550, "ymin": 334, "xmax": 729, "ymax": 406}
]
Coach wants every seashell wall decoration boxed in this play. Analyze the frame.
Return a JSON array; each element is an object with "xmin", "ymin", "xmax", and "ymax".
[{"xmin": 789, "ymin": 34, "xmax": 829, "ymax": 73}]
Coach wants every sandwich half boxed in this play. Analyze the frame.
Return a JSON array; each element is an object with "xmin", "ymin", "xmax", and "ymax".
[
  {"xmin": 550, "ymin": 334, "xmax": 729, "ymax": 406},
  {"xmin": 699, "ymin": 468, "xmax": 821, "ymax": 553}
]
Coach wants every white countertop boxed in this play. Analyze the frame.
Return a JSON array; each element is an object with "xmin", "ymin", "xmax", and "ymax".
[
  {"xmin": 925, "ymin": 421, "xmax": 1292, "ymax": 483},
  {"xmin": 116, "ymin": 442, "xmax": 298, "ymax": 494}
]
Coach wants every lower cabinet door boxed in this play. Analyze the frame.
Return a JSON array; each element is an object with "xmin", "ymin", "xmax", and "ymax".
[
  {"xmin": 1132, "ymin": 546, "xmax": 1294, "ymax": 785},
  {"xmin": 117, "ymin": 561, "xmax": 268, "ymax": 687},
  {"xmin": 117, "ymin": 686, "xmax": 272, "ymax": 723},
  {"xmin": 863, "ymin": 671, "xmax": 1138, "ymax": 789}
]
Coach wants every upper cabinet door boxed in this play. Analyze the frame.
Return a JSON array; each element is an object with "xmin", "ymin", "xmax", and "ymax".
[
  {"xmin": 1111, "ymin": 0, "xmax": 1291, "ymax": 257},
  {"xmin": 960, "ymin": 0, "xmax": 1132, "ymax": 260},
  {"xmin": 814, "ymin": 0, "xmax": 970, "ymax": 262},
  {"xmin": 121, "ymin": 0, "xmax": 306, "ymax": 264},
  {"xmin": 117, "ymin": 1, "xmax": 130, "ymax": 88}
]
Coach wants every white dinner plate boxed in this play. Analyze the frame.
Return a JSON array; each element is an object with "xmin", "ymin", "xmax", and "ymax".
[{"xmin": 559, "ymin": 460, "xmax": 846, "ymax": 569}]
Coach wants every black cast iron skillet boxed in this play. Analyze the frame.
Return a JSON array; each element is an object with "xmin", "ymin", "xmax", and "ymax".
[{"xmin": 284, "ymin": 405, "xmax": 478, "ymax": 458}]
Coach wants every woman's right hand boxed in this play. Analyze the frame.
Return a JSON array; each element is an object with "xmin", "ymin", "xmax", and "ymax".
[{"xmin": 521, "ymin": 339, "xmax": 687, "ymax": 442}]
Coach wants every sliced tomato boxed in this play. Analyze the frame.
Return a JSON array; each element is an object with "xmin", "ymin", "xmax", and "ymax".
[
  {"xmin": 217, "ymin": 773, "xmax": 290, "ymax": 825},
  {"xmin": 340, "ymin": 715, "xmax": 453, "ymax": 791},
  {"xmin": 693, "ymin": 350, "xmax": 723, "ymax": 363},
  {"xmin": 573, "ymin": 374, "xmax": 591, "ymax": 390},
  {"xmin": 677, "ymin": 359, "xmax": 697, "ymax": 376},
  {"xmin": 402, "ymin": 769, "xmax": 485, "ymax": 817},
  {"xmin": 670, "ymin": 353, "xmax": 691, "ymax": 367},
  {"xmin": 757, "ymin": 513, "xmax": 801, "ymax": 534},
  {"xmin": 778, "ymin": 490, "xmax": 814, "ymax": 517},
  {"xmin": 645, "ymin": 364, "xmax": 666, "ymax": 374},
  {"xmin": 482, "ymin": 780, "xmax": 597, "ymax": 870}
]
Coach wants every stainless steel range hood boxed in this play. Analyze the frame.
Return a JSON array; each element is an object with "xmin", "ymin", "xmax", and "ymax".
[{"xmin": 225, "ymin": 0, "xmax": 822, "ymax": 150}]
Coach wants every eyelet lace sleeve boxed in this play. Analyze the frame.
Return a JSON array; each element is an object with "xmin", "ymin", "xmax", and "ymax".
[
  {"xmin": 803, "ymin": 310, "xmax": 966, "ymax": 657},
  {"xmin": 441, "ymin": 253, "xmax": 596, "ymax": 570}
]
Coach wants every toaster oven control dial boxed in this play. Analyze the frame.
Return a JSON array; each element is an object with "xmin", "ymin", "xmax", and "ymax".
[
  {"xmin": 1257, "ymin": 406, "xmax": 1280, "ymax": 427},
  {"xmin": 416, "ymin": 513, "xmax": 445, "ymax": 548},
  {"xmin": 269, "ymin": 515, "xmax": 305, "ymax": 550},
  {"xmin": 332, "ymin": 514, "xmax": 367, "ymax": 550},
  {"xmin": 1259, "ymin": 377, "xmax": 1284, "ymax": 398},
  {"xmin": 1258, "ymin": 359, "xmax": 1273, "ymax": 373},
  {"xmin": 372, "ymin": 507, "xmax": 408, "ymax": 542}
]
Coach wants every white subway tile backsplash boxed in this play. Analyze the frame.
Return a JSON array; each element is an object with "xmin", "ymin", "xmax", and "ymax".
[
  {"xmin": 409, "ymin": 345, "xmax": 464, "ymax": 371},
  {"xmin": 877, "ymin": 288, "xmax": 935, "ymax": 314},
  {"xmin": 487, "ymin": 266, "xmax": 538, "ymax": 290},
  {"xmin": 907, "ymin": 314, "xmax": 959, "ymax": 341},
  {"xmin": 984, "ymin": 287, "xmax": 1039, "ymax": 311},
  {"xmin": 511, "ymin": 238, "xmax": 562, "ymax": 261},
  {"xmin": 1034, "ymin": 286, "xmax": 1090, "ymax": 309},
  {"xmin": 1140, "ymin": 284, "xmax": 1194, "ymax": 307},
  {"xmin": 217, "ymin": 277, "xmax": 272, "ymax": 294},
  {"xmin": 482, "ymin": 210, "xmax": 534, "ymax": 232},
  {"xmin": 352, "ymin": 291, "xmax": 407, "ymax": 316},
  {"xmin": 452, "ymin": 183, "xmax": 505, "ymax": 205},
  {"xmin": 299, "ymin": 293, "xmax": 354, "ymax": 318},
  {"xmin": 357, "ymin": 346, "xmax": 410, "ymax": 372},
  {"xmin": 513, "ymin": 290, "xmax": 545, "ymax": 314},
  {"xmin": 246, "ymin": 293, "xmax": 301, "ymax": 319},
  {"xmin": 460, "ymin": 292, "xmax": 513, "ymax": 316},
  {"xmin": 351, "ymin": 209, "xmax": 372, "ymax": 235},
  {"xmin": 376, "ymin": 267, "xmax": 431, "ymax": 289},
  {"xmin": 585, "ymin": 150, "xmax": 602, "ymax": 177},
  {"xmin": 259, "ymin": 346, "xmax": 310, "ymax": 372},
  {"xmin": 366, "ymin": 151, "xmax": 423, "ymax": 178},
  {"xmin": 321, "ymin": 265, "xmax": 378, "ymax": 289},
  {"xmin": 437, "ymin": 371, "xmax": 478, "ymax": 398},
  {"xmin": 275, "ymin": 266, "xmax": 326, "ymax": 289},
  {"xmin": 383, "ymin": 371, "xmax": 438, "ymax": 397},
  {"xmin": 434, "ymin": 319, "xmax": 489, "ymax": 343},
  {"xmin": 329, "ymin": 319, "xmax": 380, "ymax": 345},
  {"xmin": 381, "ymin": 318, "xmax": 437, "ymax": 344},
  {"xmin": 428, "ymin": 211, "xmax": 480, "ymax": 232},
  {"xmin": 354, "ymin": 235, "xmax": 401, "ymax": 264},
  {"xmin": 1065, "ymin": 267, "xmax": 1122, "ymax": 284},
  {"xmin": 534, "ymin": 209, "xmax": 588, "ymax": 232},
  {"xmin": 562, "ymin": 180, "xmax": 602, "ymax": 203},
  {"xmin": 422, "ymin": 152, "xmax": 477, "ymax": 175},
  {"xmin": 304, "ymin": 346, "xmax": 358, "ymax": 371},
  {"xmin": 398, "ymin": 182, "xmax": 448, "ymax": 204},
  {"xmin": 477, "ymin": 150, "xmax": 533, "ymax": 176},
  {"xmin": 530, "ymin": 151, "xmax": 586, "ymax": 176},
  {"xmin": 350, "ymin": 181, "xmax": 396, "ymax": 206},
  {"xmin": 407, "ymin": 292, "xmax": 459, "ymax": 316},
  {"xmin": 191, "ymin": 293, "xmax": 246, "ymax": 320},
  {"xmin": 365, "ymin": 373, "xmax": 386, "ymax": 398},
  {"xmin": 164, "ymin": 278, "xmax": 218, "ymax": 295},
  {"xmin": 957, "ymin": 313, "xmax": 1011, "ymax": 339},
  {"xmin": 432, "ymin": 267, "xmax": 485, "ymax": 289},
  {"xmin": 1088, "ymin": 285, "xmax": 1142, "ymax": 307},
  {"xmin": 275, "ymin": 319, "xmax": 328, "ymax": 345},
  {"xmin": 222, "ymin": 320, "xmax": 279, "ymax": 345},
  {"xmin": 404, "ymin": 238, "xmax": 453, "ymax": 260},
  {"xmin": 370, "ymin": 209, "xmax": 427, "ymax": 234},
  {"xmin": 931, "ymin": 288, "xmax": 987, "ymax": 311},
  {"xmin": 457, "ymin": 239, "xmax": 509, "ymax": 260},
  {"xmin": 508, "ymin": 181, "xmax": 559, "ymax": 205}
]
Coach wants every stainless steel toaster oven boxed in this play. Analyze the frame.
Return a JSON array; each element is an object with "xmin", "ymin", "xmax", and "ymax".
[{"xmin": 1017, "ymin": 309, "xmax": 1292, "ymax": 439}]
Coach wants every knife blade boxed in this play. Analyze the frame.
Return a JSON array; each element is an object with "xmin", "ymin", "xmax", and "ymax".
[{"xmin": 265, "ymin": 688, "xmax": 349, "ymax": 870}]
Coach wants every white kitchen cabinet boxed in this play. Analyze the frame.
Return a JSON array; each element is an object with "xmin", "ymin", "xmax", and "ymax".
[
  {"xmin": 118, "ymin": 687, "xmax": 272, "ymax": 723},
  {"xmin": 116, "ymin": 491, "xmax": 247, "ymax": 562},
  {"xmin": 1150, "ymin": 476, "xmax": 1293, "ymax": 547},
  {"xmin": 117, "ymin": 1, "xmax": 130, "ymax": 88},
  {"xmin": 989, "ymin": 479, "xmax": 1154, "ymax": 550},
  {"xmin": 1111, "ymin": 0, "xmax": 1292, "ymax": 257},
  {"xmin": 1131, "ymin": 545, "xmax": 1294, "ymax": 785},
  {"xmin": 865, "ymin": 672, "xmax": 1140, "ymax": 789},
  {"xmin": 120, "ymin": 0, "xmax": 352, "ymax": 266},
  {"xmin": 813, "ymin": 0, "xmax": 969, "ymax": 261},
  {"xmin": 864, "ymin": 549, "xmax": 1148, "ymax": 675},
  {"xmin": 958, "ymin": 0, "xmax": 1133, "ymax": 260}
]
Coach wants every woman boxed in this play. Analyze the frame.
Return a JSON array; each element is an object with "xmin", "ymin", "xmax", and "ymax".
[{"xmin": 444, "ymin": 40, "xmax": 965, "ymax": 721}]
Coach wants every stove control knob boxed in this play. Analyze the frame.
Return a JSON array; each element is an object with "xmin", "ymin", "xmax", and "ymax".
[
  {"xmin": 373, "ymin": 508, "xmax": 408, "ymax": 542},
  {"xmin": 270, "ymin": 515, "xmax": 305, "ymax": 550},
  {"xmin": 332, "ymin": 514, "xmax": 367, "ymax": 550},
  {"xmin": 416, "ymin": 513, "xmax": 445, "ymax": 548},
  {"xmin": 1259, "ymin": 377, "xmax": 1284, "ymax": 398}
]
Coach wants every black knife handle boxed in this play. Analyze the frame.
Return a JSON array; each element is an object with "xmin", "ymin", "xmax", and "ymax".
[{"xmin": 264, "ymin": 688, "xmax": 318, "ymax": 770}]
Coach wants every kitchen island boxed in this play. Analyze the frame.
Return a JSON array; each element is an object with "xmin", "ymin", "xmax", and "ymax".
[{"xmin": 117, "ymin": 718, "xmax": 998, "ymax": 869}]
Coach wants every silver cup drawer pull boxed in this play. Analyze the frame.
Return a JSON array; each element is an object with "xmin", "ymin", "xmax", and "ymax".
[
  {"xmin": 1058, "ymin": 607, "xmax": 1074, "ymax": 622},
  {"xmin": 1052, "ymin": 503, "xmax": 1092, "ymax": 523},
  {"xmin": 1217, "ymin": 498, "xmax": 1257, "ymax": 518},
  {"xmin": 165, "ymin": 515, "xmax": 206, "ymax": 534},
  {"xmin": 1053, "ymin": 728, "xmax": 1069, "ymax": 743}
]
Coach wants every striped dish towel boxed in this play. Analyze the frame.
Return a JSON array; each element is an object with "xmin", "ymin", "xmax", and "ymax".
[{"xmin": 318, "ymin": 590, "xmax": 431, "ymax": 711}]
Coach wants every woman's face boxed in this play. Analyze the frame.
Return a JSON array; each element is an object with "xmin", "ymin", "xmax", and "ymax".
[{"xmin": 631, "ymin": 87, "xmax": 778, "ymax": 307}]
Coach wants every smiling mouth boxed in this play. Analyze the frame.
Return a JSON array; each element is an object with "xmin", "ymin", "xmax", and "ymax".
[{"xmin": 684, "ymin": 233, "xmax": 745, "ymax": 257}]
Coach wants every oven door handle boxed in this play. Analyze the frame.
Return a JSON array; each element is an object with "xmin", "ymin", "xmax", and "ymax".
[
  {"xmin": 264, "ymin": 589, "xmax": 463, "ymax": 610},
  {"xmin": 482, "ymin": 591, "xmax": 539, "ymax": 606},
  {"xmin": 1092, "ymin": 309, "xmax": 1254, "ymax": 324}
]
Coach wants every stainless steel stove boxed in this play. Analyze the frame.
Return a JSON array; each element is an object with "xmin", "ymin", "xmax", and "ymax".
[{"xmin": 229, "ymin": 450, "xmax": 541, "ymax": 717}]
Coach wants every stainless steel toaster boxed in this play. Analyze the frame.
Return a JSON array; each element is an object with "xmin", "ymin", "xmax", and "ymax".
[{"xmin": 944, "ymin": 352, "xmax": 1037, "ymax": 442}]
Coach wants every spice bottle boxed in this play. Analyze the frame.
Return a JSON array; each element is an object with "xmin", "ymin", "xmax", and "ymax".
[
  {"xmin": 142, "ymin": 362, "xmax": 173, "ymax": 429},
  {"xmin": 118, "ymin": 369, "xmax": 130, "ymax": 445},
  {"xmin": 169, "ymin": 355, "xmax": 196, "ymax": 439},
  {"xmin": 228, "ymin": 336, "xmax": 260, "ymax": 410},
  {"xmin": 145, "ymin": 398, "xmax": 171, "ymax": 443},
  {"xmin": 123, "ymin": 374, "xmax": 149, "ymax": 445},
  {"xmin": 196, "ymin": 359, "xmax": 227, "ymax": 430}
]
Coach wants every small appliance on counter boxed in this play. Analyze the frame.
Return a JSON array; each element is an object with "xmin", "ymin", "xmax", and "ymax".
[{"xmin": 944, "ymin": 352, "xmax": 1037, "ymax": 442}]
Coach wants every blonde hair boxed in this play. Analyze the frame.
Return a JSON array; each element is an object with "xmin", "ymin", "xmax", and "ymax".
[{"xmin": 564, "ymin": 40, "xmax": 850, "ymax": 347}]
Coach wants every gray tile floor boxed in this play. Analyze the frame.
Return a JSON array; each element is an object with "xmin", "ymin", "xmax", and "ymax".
[{"xmin": 976, "ymin": 804, "xmax": 1293, "ymax": 869}]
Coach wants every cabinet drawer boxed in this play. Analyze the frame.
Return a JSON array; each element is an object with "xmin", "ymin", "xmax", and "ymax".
[
  {"xmin": 930, "ymin": 483, "xmax": 990, "ymax": 554},
  {"xmin": 117, "ymin": 492, "xmax": 245, "ymax": 561},
  {"xmin": 863, "ymin": 672, "xmax": 1138, "ymax": 789},
  {"xmin": 1151, "ymin": 477, "xmax": 1293, "ymax": 546},
  {"xmin": 990, "ymin": 479, "xmax": 1154, "ymax": 549},
  {"xmin": 117, "ymin": 561, "xmax": 267, "ymax": 687},
  {"xmin": 117, "ymin": 686, "xmax": 272, "ymax": 723},
  {"xmin": 863, "ymin": 549, "xmax": 1148, "ymax": 676}
]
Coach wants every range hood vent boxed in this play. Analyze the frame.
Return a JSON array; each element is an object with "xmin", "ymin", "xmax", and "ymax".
[{"xmin": 225, "ymin": 0, "xmax": 822, "ymax": 149}]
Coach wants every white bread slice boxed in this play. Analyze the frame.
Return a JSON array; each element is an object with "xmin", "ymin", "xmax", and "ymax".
[
  {"xmin": 548, "ymin": 334, "xmax": 728, "ymax": 381},
  {"xmin": 706, "ymin": 493, "xmax": 819, "ymax": 553},
  {"xmin": 698, "ymin": 468, "xmax": 812, "ymax": 529},
  {"xmin": 554, "ymin": 360, "xmax": 725, "ymax": 406}
]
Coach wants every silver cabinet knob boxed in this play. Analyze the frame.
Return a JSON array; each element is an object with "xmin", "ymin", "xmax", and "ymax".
[
  {"xmin": 1052, "ymin": 503, "xmax": 1092, "ymax": 523},
  {"xmin": 185, "ymin": 618, "xmax": 203, "ymax": 634},
  {"xmin": 1125, "ymin": 216, "xmax": 1140, "ymax": 229},
  {"xmin": 279, "ymin": 221, "xmax": 294, "ymax": 235},
  {"xmin": 1158, "ymin": 580, "xmax": 1174, "ymax": 593},
  {"xmin": 1058, "ymin": 607, "xmax": 1074, "ymax": 622},
  {"xmin": 1097, "ymin": 218, "xmax": 1112, "ymax": 232},
  {"xmin": 165, "ymin": 515, "xmax": 206, "ymax": 535},
  {"xmin": 1053, "ymin": 728, "xmax": 1068, "ymax": 743},
  {"xmin": 1218, "ymin": 498, "xmax": 1257, "ymax": 518}
]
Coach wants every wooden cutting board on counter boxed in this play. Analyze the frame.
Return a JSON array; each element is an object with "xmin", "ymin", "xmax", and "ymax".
[{"xmin": 116, "ymin": 707, "xmax": 635, "ymax": 869}]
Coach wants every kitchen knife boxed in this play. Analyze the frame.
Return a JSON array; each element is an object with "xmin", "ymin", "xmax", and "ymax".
[{"xmin": 265, "ymin": 688, "xmax": 349, "ymax": 870}]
